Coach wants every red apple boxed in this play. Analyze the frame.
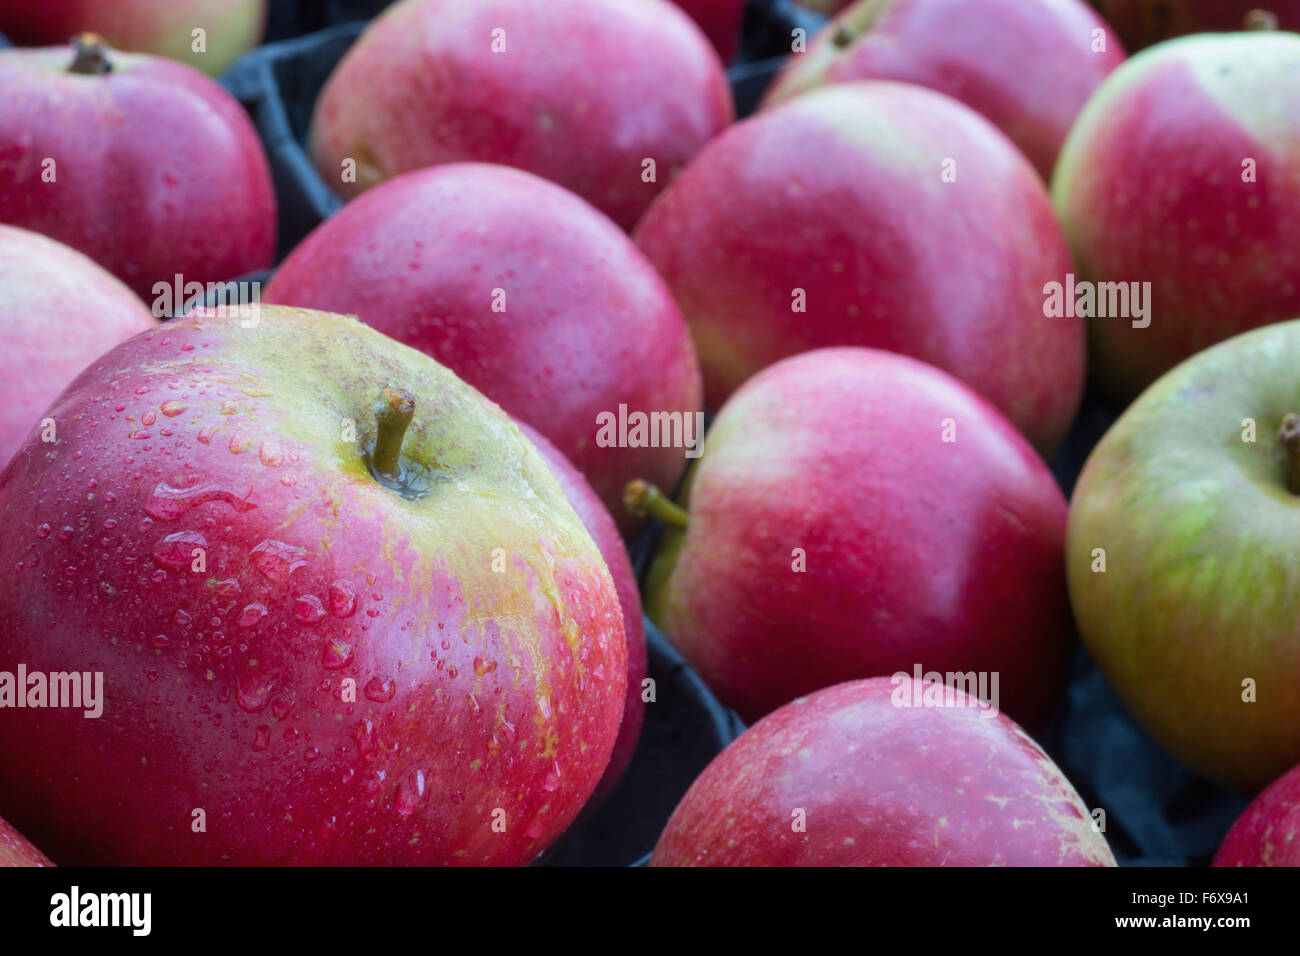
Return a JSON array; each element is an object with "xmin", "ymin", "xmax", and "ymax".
[
  {"xmin": 265, "ymin": 163, "xmax": 703, "ymax": 536},
  {"xmin": 1052, "ymin": 30, "xmax": 1300, "ymax": 401},
  {"xmin": 0, "ymin": 225, "xmax": 157, "ymax": 467},
  {"xmin": 631, "ymin": 348, "xmax": 1072, "ymax": 730},
  {"xmin": 762, "ymin": 0, "xmax": 1126, "ymax": 180},
  {"xmin": 515, "ymin": 420, "xmax": 646, "ymax": 803},
  {"xmin": 0, "ymin": 35, "xmax": 276, "ymax": 300},
  {"xmin": 634, "ymin": 82, "xmax": 1084, "ymax": 454},
  {"xmin": 308, "ymin": 0, "xmax": 734, "ymax": 231},
  {"xmin": 1090, "ymin": 1, "xmax": 1300, "ymax": 52},
  {"xmin": 652, "ymin": 677, "xmax": 1116, "ymax": 866},
  {"xmin": 1214, "ymin": 763, "xmax": 1300, "ymax": 866},
  {"xmin": 0, "ymin": 815, "xmax": 51, "ymax": 867},
  {"xmin": 670, "ymin": 0, "xmax": 746, "ymax": 63},
  {"xmin": 0, "ymin": 0, "xmax": 267, "ymax": 76},
  {"xmin": 0, "ymin": 306, "xmax": 626, "ymax": 865}
]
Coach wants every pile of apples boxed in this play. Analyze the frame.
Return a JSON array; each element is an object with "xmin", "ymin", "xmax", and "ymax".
[{"xmin": 0, "ymin": 0, "xmax": 1296, "ymax": 868}]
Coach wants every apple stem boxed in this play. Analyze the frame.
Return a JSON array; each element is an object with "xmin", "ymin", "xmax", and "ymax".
[
  {"xmin": 69, "ymin": 33, "xmax": 112, "ymax": 75},
  {"xmin": 623, "ymin": 480, "xmax": 689, "ymax": 530},
  {"xmin": 370, "ymin": 387, "xmax": 416, "ymax": 485},
  {"xmin": 1245, "ymin": 9, "xmax": 1279, "ymax": 30},
  {"xmin": 1279, "ymin": 415, "xmax": 1300, "ymax": 493}
]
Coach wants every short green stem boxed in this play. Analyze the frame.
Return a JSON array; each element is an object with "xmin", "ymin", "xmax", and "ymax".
[
  {"xmin": 69, "ymin": 33, "xmax": 112, "ymax": 75},
  {"xmin": 624, "ymin": 480, "xmax": 689, "ymax": 530},
  {"xmin": 370, "ymin": 387, "xmax": 415, "ymax": 485}
]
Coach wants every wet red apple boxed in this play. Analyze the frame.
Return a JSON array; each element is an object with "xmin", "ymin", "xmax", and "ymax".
[
  {"xmin": 0, "ymin": 0, "xmax": 267, "ymax": 76},
  {"xmin": 0, "ymin": 816, "xmax": 51, "ymax": 867},
  {"xmin": 763, "ymin": 0, "xmax": 1126, "ymax": 180},
  {"xmin": 0, "ymin": 225, "xmax": 157, "ymax": 467},
  {"xmin": 0, "ymin": 306, "xmax": 626, "ymax": 865},
  {"xmin": 631, "ymin": 348, "xmax": 1072, "ymax": 730},
  {"xmin": 652, "ymin": 677, "xmax": 1116, "ymax": 866},
  {"xmin": 0, "ymin": 35, "xmax": 276, "ymax": 300},
  {"xmin": 516, "ymin": 420, "xmax": 645, "ymax": 802},
  {"xmin": 309, "ymin": 0, "xmax": 733, "ymax": 231},
  {"xmin": 266, "ymin": 164, "xmax": 702, "ymax": 536},
  {"xmin": 1052, "ymin": 29, "xmax": 1300, "ymax": 400},
  {"xmin": 1214, "ymin": 762, "xmax": 1300, "ymax": 866},
  {"xmin": 634, "ymin": 82, "xmax": 1084, "ymax": 454}
]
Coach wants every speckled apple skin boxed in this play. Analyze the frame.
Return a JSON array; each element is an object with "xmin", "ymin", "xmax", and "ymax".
[
  {"xmin": 516, "ymin": 421, "xmax": 645, "ymax": 804},
  {"xmin": 309, "ymin": 0, "xmax": 733, "ymax": 231},
  {"xmin": 1052, "ymin": 32, "xmax": 1300, "ymax": 401},
  {"xmin": 0, "ymin": 815, "xmax": 51, "ymax": 867},
  {"xmin": 1214, "ymin": 763, "xmax": 1300, "ymax": 866},
  {"xmin": 634, "ymin": 82, "xmax": 1084, "ymax": 455},
  {"xmin": 0, "ymin": 225, "xmax": 157, "ymax": 468},
  {"xmin": 643, "ymin": 348, "xmax": 1072, "ymax": 731},
  {"xmin": 0, "ymin": 307, "xmax": 626, "ymax": 865},
  {"xmin": 652, "ymin": 677, "xmax": 1116, "ymax": 866},
  {"xmin": 265, "ymin": 164, "xmax": 702, "ymax": 537},
  {"xmin": 763, "ymin": 0, "xmax": 1125, "ymax": 180},
  {"xmin": 0, "ymin": 44, "xmax": 276, "ymax": 300}
]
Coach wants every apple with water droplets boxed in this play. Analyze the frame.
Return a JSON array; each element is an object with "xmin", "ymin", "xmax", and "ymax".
[{"xmin": 0, "ymin": 306, "xmax": 626, "ymax": 865}]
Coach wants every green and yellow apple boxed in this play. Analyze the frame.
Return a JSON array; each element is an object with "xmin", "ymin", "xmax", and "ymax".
[
  {"xmin": 1068, "ymin": 320, "xmax": 1300, "ymax": 793},
  {"xmin": 0, "ymin": 306, "xmax": 627, "ymax": 865}
]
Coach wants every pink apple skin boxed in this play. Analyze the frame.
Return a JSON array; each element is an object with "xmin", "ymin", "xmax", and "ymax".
[
  {"xmin": 641, "ymin": 348, "xmax": 1072, "ymax": 731},
  {"xmin": 516, "ymin": 421, "xmax": 646, "ymax": 803},
  {"xmin": 265, "ymin": 164, "xmax": 702, "ymax": 537},
  {"xmin": 1091, "ymin": 1, "xmax": 1300, "ymax": 52},
  {"xmin": 0, "ymin": 306, "xmax": 626, "ymax": 865},
  {"xmin": 652, "ymin": 677, "xmax": 1116, "ymax": 866},
  {"xmin": 634, "ymin": 82, "xmax": 1084, "ymax": 455},
  {"xmin": 762, "ymin": 0, "xmax": 1126, "ymax": 180},
  {"xmin": 0, "ymin": 0, "xmax": 267, "ymax": 76},
  {"xmin": 0, "ymin": 815, "xmax": 51, "ymax": 867},
  {"xmin": 0, "ymin": 225, "xmax": 157, "ymax": 467},
  {"xmin": 669, "ymin": 0, "xmax": 746, "ymax": 63},
  {"xmin": 1052, "ymin": 32, "xmax": 1300, "ymax": 402},
  {"xmin": 0, "ymin": 41, "xmax": 276, "ymax": 300},
  {"xmin": 308, "ymin": 0, "xmax": 734, "ymax": 232},
  {"xmin": 1214, "ymin": 763, "xmax": 1300, "ymax": 866}
]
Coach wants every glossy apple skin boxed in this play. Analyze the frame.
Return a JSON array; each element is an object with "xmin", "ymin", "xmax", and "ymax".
[
  {"xmin": 0, "ymin": 226, "xmax": 157, "ymax": 467},
  {"xmin": 1091, "ymin": 1, "xmax": 1300, "ymax": 52},
  {"xmin": 0, "ymin": 306, "xmax": 626, "ymax": 865},
  {"xmin": 1068, "ymin": 321, "xmax": 1300, "ymax": 794},
  {"xmin": 636, "ymin": 83, "xmax": 1084, "ymax": 454},
  {"xmin": 670, "ymin": 0, "xmax": 745, "ymax": 63},
  {"xmin": 0, "ymin": 0, "xmax": 267, "ymax": 76},
  {"xmin": 515, "ymin": 421, "xmax": 645, "ymax": 803},
  {"xmin": 652, "ymin": 677, "xmax": 1116, "ymax": 866},
  {"xmin": 1053, "ymin": 33, "xmax": 1300, "ymax": 402},
  {"xmin": 0, "ymin": 816, "xmax": 51, "ymax": 867},
  {"xmin": 309, "ymin": 0, "xmax": 733, "ymax": 232},
  {"xmin": 0, "ymin": 43, "xmax": 276, "ymax": 300},
  {"xmin": 1214, "ymin": 763, "xmax": 1300, "ymax": 866},
  {"xmin": 265, "ymin": 164, "xmax": 702, "ymax": 536},
  {"xmin": 763, "ymin": 0, "xmax": 1125, "ymax": 180},
  {"xmin": 643, "ymin": 348, "xmax": 1072, "ymax": 730}
]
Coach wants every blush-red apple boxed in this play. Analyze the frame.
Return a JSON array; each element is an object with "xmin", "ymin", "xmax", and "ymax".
[
  {"xmin": 308, "ymin": 0, "xmax": 734, "ymax": 231},
  {"xmin": 0, "ymin": 225, "xmax": 157, "ymax": 467},
  {"xmin": 763, "ymin": 0, "xmax": 1126, "ymax": 180},
  {"xmin": 1214, "ymin": 762, "xmax": 1300, "ymax": 866},
  {"xmin": 516, "ymin": 420, "xmax": 646, "ymax": 803},
  {"xmin": 265, "ymin": 163, "xmax": 702, "ymax": 536},
  {"xmin": 0, "ymin": 306, "xmax": 626, "ymax": 865},
  {"xmin": 634, "ymin": 82, "xmax": 1084, "ymax": 454},
  {"xmin": 631, "ymin": 348, "xmax": 1072, "ymax": 730},
  {"xmin": 652, "ymin": 677, "xmax": 1116, "ymax": 866},
  {"xmin": 0, "ymin": 35, "xmax": 276, "ymax": 300},
  {"xmin": 0, "ymin": 815, "xmax": 51, "ymax": 867}
]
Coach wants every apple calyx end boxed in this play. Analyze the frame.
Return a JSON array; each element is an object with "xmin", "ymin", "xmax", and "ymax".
[
  {"xmin": 623, "ymin": 479, "xmax": 689, "ymax": 530},
  {"xmin": 368, "ymin": 387, "xmax": 416, "ymax": 487},
  {"xmin": 69, "ymin": 33, "xmax": 113, "ymax": 75}
]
